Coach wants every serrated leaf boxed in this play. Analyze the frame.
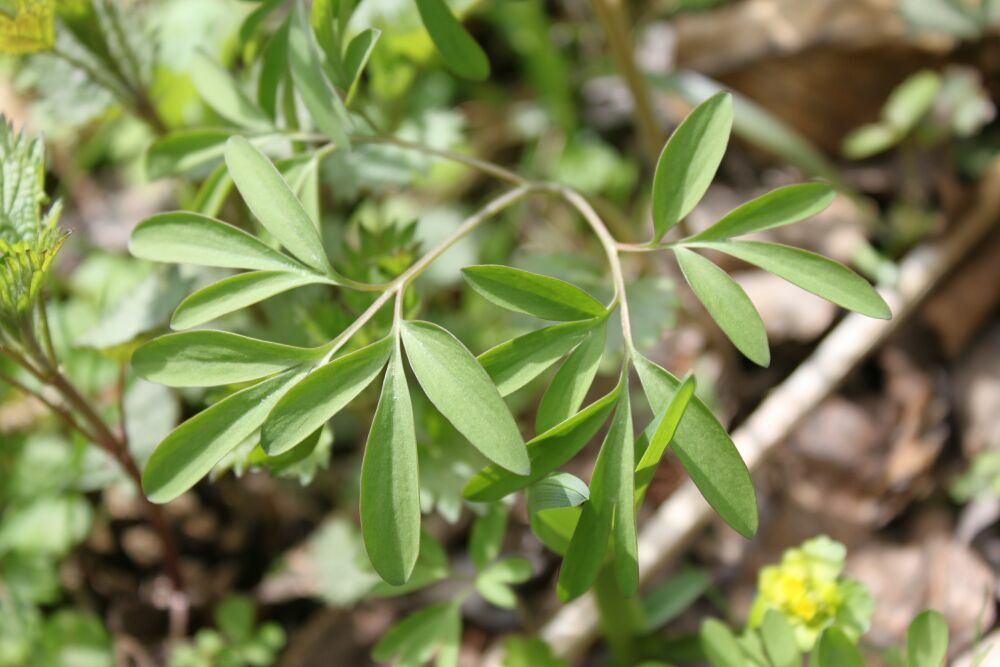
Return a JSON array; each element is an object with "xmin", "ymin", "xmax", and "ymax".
[
  {"xmin": 674, "ymin": 247, "xmax": 769, "ymax": 366},
  {"xmin": 401, "ymin": 320, "xmax": 529, "ymax": 475},
  {"xmin": 360, "ymin": 343, "xmax": 419, "ymax": 585},
  {"xmin": 143, "ymin": 370, "xmax": 304, "ymax": 503},
  {"xmin": 415, "ymin": 0, "xmax": 490, "ymax": 82},
  {"xmin": 463, "ymin": 265, "xmax": 606, "ymax": 321},
  {"xmin": 171, "ymin": 271, "xmax": 324, "ymax": 330},
  {"xmin": 692, "ymin": 240, "xmax": 891, "ymax": 319},
  {"xmin": 463, "ymin": 387, "xmax": 620, "ymax": 502},
  {"xmin": 558, "ymin": 376, "xmax": 634, "ymax": 600},
  {"xmin": 906, "ymin": 610, "xmax": 948, "ymax": 667},
  {"xmin": 634, "ymin": 372, "xmax": 695, "ymax": 505},
  {"xmin": 688, "ymin": 183, "xmax": 835, "ymax": 242},
  {"xmin": 760, "ymin": 610, "xmax": 801, "ymax": 667},
  {"xmin": 130, "ymin": 211, "xmax": 305, "ymax": 272},
  {"xmin": 536, "ymin": 325, "xmax": 605, "ymax": 433},
  {"xmin": 132, "ymin": 330, "xmax": 323, "ymax": 388},
  {"xmin": 288, "ymin": 5, "xmax": 352, "ymax": 148},
  {"xmin": 527, "ymin": 473, "xmax": 590, "ymax": 514},
  {"xmin": 652, "ymin": 92, "xmax": 733, "ymax": 239},
  {"xmin": 633, "ymin": 354, "xmax": 757, "ymax": 538},
  {"xmin": 700, "ymin": 618, "xmax": 746, "ymax": 667},
  {"xmin": 469, "ymin": 502, "xmax": 508, "ymax": 570},
  {"xmin": 261, "ymin": 337, "xmax": 393, "ymax": 455},
  {"xmin": 225, "ymin": 136, "xmax": 331, "ymax": 274},
  {"xmin": 814, "ymin": 628, "xmax": 865, "ymax": 667},
  {"xmin": 190, "ymin": 51, "xmax": 272, "ymax": 131},
  {"xmin": 479, "ymin": 318, "xmax": 600, "ymax": 396}
]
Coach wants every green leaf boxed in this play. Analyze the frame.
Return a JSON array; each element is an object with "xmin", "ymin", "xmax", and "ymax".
[
  {"xmin": 191, "ymin": 163, "xmax": 234, "ymax": 217},
  {"xmin": 462, "ymin": 265, "xmax": 606, "ymax": 321},
  {"xmin": 130, "ymin": 211, "xmax": 305, "ymax": 272},
  {"xmin": 884, "ymin": 70, "xmax": 942, "ymax": 133},
  {"xmin": 225, "ymin": 136, "xmax": 331, "ymax": 274},
  {"xmin": 257, "ymin": 18, "xmax": 290, "ymax": 121},
  {"xmin": 760, "ymin": 610, "xmax": 801, "ymax": 667},
  {"xmin": 469, "ymin": 502, "xmax": 508, "ymax": 570},
  {"xmin": 132, "ymin": 331, "xmax": 322, "ymax": 388},
  {"xmin": 503, "ymin": 636, "xmax": 568, "ymax": 667},
  {"xmin": 343, "ymin": 28, "xmax": 380, "ymax": 101},
  {"xmin": 842, "ymin": 123, "xmax": 900, "ymax": 160},
  {"xmin": 652, "ymin": 92, "xmax": 733, "ymax": 239},
  {"xmin": 360, "ymin": 343, "xmax": 420, "ymax": 585},
  {"xmin": 688, "ymin": 183, "xmax": 835, "ymax": 242},
  {"xmin": 641, "ymin": 569, "xmax": 711, "ymax": 632},
  {"xmin": 633, "ymin": 354, "xmax": 758, "ymax": 538},
  {"xmin": 692, "ymin": 241, "xmax": 891, "ymax": 319},
  {"xmin": 146, "ymin": 128, "xmax": 245, "ymax": 179},
  {"xmin": 634, "ymin": 372, "xmax": 695, "ymax": 505},
  {"xmin": 529, "ymin": 506, "xmax": 580, "ymax": 556},
  {"xmin": 142, "ymin": 370, "xmax": 304, "ymax": 503},
  {"xmin": 674, "ymin": 247, "xmax": 769, "ymax": 367},
  {"xmin": 261, "ymin": 338, "xmax": 393, "ymax": 455},
  {"xmin": 527, "ymin": 473, "xmax": 590, "ymax": 514},
  {"xmin": 288, "ymin": 6, "xmax": 352, "ymax": 148},
  {"xmin": 171, "ymin": 271, "xmax": 324, "ymax": 330},
  {"xmin": 536, "ymin": 326, "xmax": 605, "ymax": 433},
  {"xmin": 463, "ymin": 387, "xmax": 620, "ymax": 502},
  {"xmin": 906, "ymin": 610, "xmax": 948, "ymax": 667},
  {"xmin": 479, "ymin": 318, "xmax": 600, "ymax": 396},
  {"xmin": 401, "ymin": 320, "xmax": 529, "ymax": 475},
  {"xmin": 190, "ymin": 51, "xmax": 272, "ymax": 131},
  {"xmin": 700, "ymin": 618, "xmax": 746, "ymax": 667},
  {"xmin": 415, "ymin": 0, "xmax": 490, "ymax": 82},
  {"xmin": 814, "ymin": 628, "xmax": 864, "ymax": 667},
  {"xmin": 558, "ymin": 376, "xmax": 634, "ymax": 600},
  {"xmin": 372, "ymin": 602, "xmax": 460, "ymax": 666},
  {"xmin": 475, "ymin": 557, "xmax": 533, "ymax": 609}
]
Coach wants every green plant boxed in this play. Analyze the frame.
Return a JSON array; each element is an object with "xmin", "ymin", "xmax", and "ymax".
[
  {"xmin": 169, "ymin": 596, "xmax": 285, "ymax": 667},
  {"xmin": 1, "ymin": 0, "xmax": 896, "ymax": 663}
]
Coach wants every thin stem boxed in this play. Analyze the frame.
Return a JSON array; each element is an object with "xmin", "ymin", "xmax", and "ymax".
[
  {"xmin": 590, "ymin": 0, "xmax": 663, "ymax": 165},
  {"xmin": 352, "ymin": 135, "xmax": 529, "ymax": 186},
  {"xmin": 0, "ymin": 368, "xmax": 102, "ymax": 443}
]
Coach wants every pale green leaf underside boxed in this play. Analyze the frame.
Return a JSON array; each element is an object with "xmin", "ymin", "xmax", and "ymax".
[
  {"xmin": 143, "ymin": 369, "xmax": 305, "ymax": 503},
  {"xmin": 652, "ymin": 92, "xmax": 733, "ymax": 239},
  {"xmin": 401, "ymin": 320, "xmax": 529, "ymax": 475},
  {"xmin": 415, "ymin": 0, "xmax": 490, "ymax": 82},
  {"xmin": 360, "ymin": 345, "xmax": 420, "ymax": 585},
  {"xmin": 261, "ymin": 337, "xmax": 393, "ymax": 455},
  {"xmin": 132, "ymin": 330, "xmax": 322, "ymax": 387},
  {"xmin": 479, "ymin": 318, "xmax": 600, "ymax": 396},
  {"xmin": 688, "ymin": 182, "xmax": 835, "ymax": 242},
  {"xmin": 462, "ymin": 265, "xmax": 606, "ymax": 321},
  {"xmin": 130, "ymin": 211, "xmax": 304, "ymax": 273},
  {"xmin": 536, "ymin": 325, "xmax": 606, "ymax": 433},
  {"xmin": 633, "ymin": 354, "xmax": 758, "ymax": 538},
  {"xmin": 224, "ymin": 136, "xmax": 330, "ymax": 274},
  {"xmin": 692, "ymin": 240, "xmax": 891, "ymax": 319},
  {"xmin": 674, "ymin": 246, "xmax": 770, "ymax": 367},
  {"xmin": 171, "ymin": 271, "xmax": 325, "ymax": 330}
]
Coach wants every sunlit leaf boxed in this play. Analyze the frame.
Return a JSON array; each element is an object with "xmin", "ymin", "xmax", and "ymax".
[
  {"xmin": 171, "ymin": 271, "xmax": 325, "ymax": 330},
  {"xmin": 674, "ymin": 247, "xmax": 769, "ymax": 367},
  {"xmin": 760, "ymin": 610, "xmax": 801, "ymax": 667},
  {"xmin": 261, "ymin": 337, "xmax": 393, "ymax": 455},
  {"xmin": 462, "ymin": 265, "xmax": 606, "ymax": 321},
  {"xmin": 906, "ymin": 610, "xmax": 949, "ymax": 667},
  {"xmin": 688, "ymin": 183, "xmax": 835, "ymax": 242},
  {"xmin": 527, "ymin": 473, "xmax": 590, "ymax": 514},
  {"xmin": 691, "ymin": 241, "xmax": 891, "ymax": 319},
  {"xmin": 536, "ymin": 325, "xmax": 605, "ymax": 433},
  {"xmin": 652, "ymin": 92, "xmax": 732, "ymax": 239},
  {"xmin": 288, "ymin": 5, "xmax": 352, "ymax": 148},
  {"xmin": 814, "ymin": 627, "xmax": 865, "ymax": 667},
  {"xmin": 360, "ymin": 342, "xmax": 419, "ymax": 585},
  {"xmin": 700, "ymin": 618, "xmax": 746, "ymax": 667},
  {"xmin": 190, "ymin": 51, "xmax": 272, "ymax": 130},
  {"xmin": 633, "ymin": 354, "xmax": 758, "ymax": 538},
  {"xmin": 401, "ymin": 320, "xmax": 529, "ymax": 475},
  {"xmin": 634, "ymin": 372, "xmax": 695, "ymax": 505},
  {"xmin": 133, "ymin": 330, "xmax": 322, "ymax": 387}
]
